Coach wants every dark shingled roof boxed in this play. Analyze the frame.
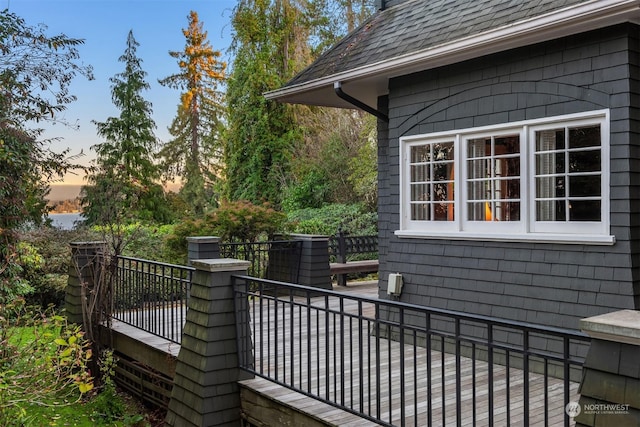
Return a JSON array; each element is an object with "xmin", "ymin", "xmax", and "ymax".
[
  {"xmin": 286, "ymin": 0, "xmax": 584, "ymax": 88},
  {"xmin": 266, "ymin": 0, "xmax": 640, "ymax": 109}
]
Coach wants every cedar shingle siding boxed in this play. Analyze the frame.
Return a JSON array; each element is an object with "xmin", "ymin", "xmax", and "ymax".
[
  {"xmin": 378, "ymin": 24, "xmax": 639, "ymax": 330},
  {"xmin": 269, "ymin": 0, "xmax": 640, "ymax": 332}
]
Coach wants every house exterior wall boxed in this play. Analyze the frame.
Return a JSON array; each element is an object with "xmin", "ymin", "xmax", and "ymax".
[{"xmin": 378, "ymin": 24, "xmax": 639, "ymax": 331}]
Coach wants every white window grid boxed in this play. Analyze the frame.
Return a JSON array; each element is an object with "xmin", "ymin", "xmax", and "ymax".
[{"xmin": 398, "ymin": 110, "xmax": 612, "ymax": 244}]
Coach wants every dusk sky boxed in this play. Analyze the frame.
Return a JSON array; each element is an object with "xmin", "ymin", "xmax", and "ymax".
[{"xmin": 7, "ymin": 0, "xmax": 237, "ymax": 185}]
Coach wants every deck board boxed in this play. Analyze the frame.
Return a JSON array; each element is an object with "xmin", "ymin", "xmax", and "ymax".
[{"xmin": 113, "ymin": 280, "xmax": 579, "ymax": 426}]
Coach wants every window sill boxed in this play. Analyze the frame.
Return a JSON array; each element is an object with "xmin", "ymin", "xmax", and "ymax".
[{"xmin": 394, "ymin": 230, "xmax": 616, "ymax": 245}]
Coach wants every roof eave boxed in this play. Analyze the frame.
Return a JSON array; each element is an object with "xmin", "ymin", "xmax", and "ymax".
[{"xmin": 265, "ymin": 0, "xmax": 640, "ymax": 109}]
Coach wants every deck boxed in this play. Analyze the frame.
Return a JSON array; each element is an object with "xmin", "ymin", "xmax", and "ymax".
[{"xmin": 111, "ymin": 280, "xmax": 579, "ymax": 426}]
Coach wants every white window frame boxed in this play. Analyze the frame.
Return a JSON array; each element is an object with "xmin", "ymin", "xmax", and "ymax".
[
  {"xmin": 461, "ymin": 128, "xmax": 525, "ymax": 234},
  {"xmin": 402, "ymin": 136, "xmax": 458, "ymax": 233},
  {"xmin": 527, "ymin": 115, "xmax": 610, "ymax": 236},
  {"xmin": 397, "ymin": 110, "xmax": 614, "ymax": 245}
]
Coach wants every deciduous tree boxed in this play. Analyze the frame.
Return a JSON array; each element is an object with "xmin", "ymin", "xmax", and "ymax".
[
  {"xmin": 0, "ymin": 10, "xmax": 93, "ymax": 125},
  {"xmin": 0, "ymin": 10, "xmax": 93, "ymax": 230},
  {"xmin": 0, "ymin": 9, "xmax": 92, "ymax": 300},
  {"xmin": 282, "ymin": 0, "xmax": 376, "ymax": 210}
]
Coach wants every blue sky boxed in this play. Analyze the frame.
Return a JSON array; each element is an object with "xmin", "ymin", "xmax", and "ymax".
[{"xmin": 7, "ymin": 0, "xmax": 237, "ymax": 184}]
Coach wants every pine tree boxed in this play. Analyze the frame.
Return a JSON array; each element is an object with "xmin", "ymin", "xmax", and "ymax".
[
  {"xmin": 82, "ymin": 30, "xmax": 168, "ymax": 225},
  {"xmin": 158, "ymin": 11, "xmax": 226, "ymax": 215}
]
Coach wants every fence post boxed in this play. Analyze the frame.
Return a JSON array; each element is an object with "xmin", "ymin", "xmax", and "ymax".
[
  {"xmin": 187, "ymin": 236, "xmax": 220, "ymax": 264},
  {"xmin": 290, "ymin": 234, "xmax": 332, "ymax": 290},
  {"xmin": 337, "ymin": 229, "xmax": 347, "ymax": 263},
  {"xmin": 65, "ymin": 241, "xmax": 106, "ymax": 324},
  {"xmin": 336, "ymin": 229, "xmax": 348, "ymax": 286},
  {"xmin": 574, "ymin": 310, "xmax": 640, "ymax": 426},
  {"xmin": 165, "ymin": 258, "xmax": 251, "ymax": 427}
]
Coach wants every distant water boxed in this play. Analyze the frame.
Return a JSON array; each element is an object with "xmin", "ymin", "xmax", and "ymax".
[{"xmin": 49, "ymin": 213, "xmax": 83, "ymax": 230}]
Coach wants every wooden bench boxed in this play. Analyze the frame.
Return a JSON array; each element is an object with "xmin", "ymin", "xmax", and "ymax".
[
  {"xmin": 328, "ymin": 232, "xmax": 378, "ymax": 286},
  {"xmin": 329, "ymin": 259, "xmax": 379, "ymax": 275}
]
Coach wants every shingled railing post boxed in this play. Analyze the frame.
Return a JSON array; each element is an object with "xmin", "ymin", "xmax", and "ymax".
[
  {"xmin": 186, "ymin": 236, "xmax": 220, "ymax": 265},
  {"xmin": 65, "ymin": 241, "xmax": 106, "ymax": 325},
  {"xmin": 291, "ymin": 234, "xmax": 332, "ymax": 290},
  {"xmin": 574, "ymin": 310, "xmax": 640, "ymax": 426},
  {"xmin": 165, "ymin": 258, "xmax": 251, "ymax": 427}
]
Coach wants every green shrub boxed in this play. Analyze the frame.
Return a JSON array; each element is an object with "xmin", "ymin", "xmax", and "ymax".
[
  {"xmin": 287, "ymin": 203, "xmax": 377, "ymax": 236},
  {"xmin": 0, "ymin": 307, "xmax": 148, "ymax": 426},
  {"xmin": 281, "ymin": 169, "xmax": 330, "ymax": 211},
  {"xmin": 118, "ymin": 223, "xmax": 175, "ymax": 261},
  {"xmin": 86, "ymin": 222, "xmax": 178, "ymax": 265},
  {"xmin": 0, "ymin": 300, "xmax": 94, "ymax": 426},
  {"xmin": 0, "ymin": 243, "xmax": 33, "ymax": 305},
  {"xmin": 91, "ymin": 350, "xmax": 126, "ymax": 422},
  {"xmin": 17, "ymin": 227, "xmax": 98, "ymax": 308},
  {"xmin": 165, "ymin": 200, "xmax": 287, "ymax": 263}
]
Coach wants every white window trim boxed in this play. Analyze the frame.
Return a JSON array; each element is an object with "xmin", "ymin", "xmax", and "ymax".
[
  {"xmin": 397, "ymin": 110, "xmax": 615, "ymax": 245},
  {"xmin": 527, "ymin": 115, "xmax": 610, "ymax": 236},
  {"xmin": 460, "ymin": 128, "xmax": 524, "ymax": 234},
  {"xmin": 401, "ymin": 136, "xmax": 458, "ymax": 233}
]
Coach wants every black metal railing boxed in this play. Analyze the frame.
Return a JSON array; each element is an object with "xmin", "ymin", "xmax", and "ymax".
[
  {"xmin": 233, "ymin": 276, "xmax": 589, "ymax": 427},
  {"xmin": 112, "ymin": 256, "xmax": 194, "ymax": 344},
  {"xmin": 220, "ymin": 240, "xmax": 302, "ymax": 282},
  {"xmin": 328, "ymin": 230, "xmax": 378, "ymax": 263}
]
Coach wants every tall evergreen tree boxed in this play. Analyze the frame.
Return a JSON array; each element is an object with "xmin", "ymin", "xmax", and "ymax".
[
  {"xmin": 225, "ymin": 0, "xmax": 375, "ymax": 209},
  {"xmin": 82, "ymin": 30, "xmax": 167, "ymax": 225},
  {"xmin": 158, "ymin": 11, "xmax": 226, "ymax": 215},
  {"xmin": 224, "ymin": 0, "xmax": 306, "ymax": 206},
  {"xmin": 303, "ymin": 0, "xmax": 374, "ymax": 58}
]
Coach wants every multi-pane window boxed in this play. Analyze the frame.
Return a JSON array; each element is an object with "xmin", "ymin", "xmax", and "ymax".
[
  {"xmin": 400, "ymin": 111, "xmax": 611, "ymax": 242},
  {"xmin": 466, "ymin": 134, "xmax": 521, "ymax": 222},
  {"xmin": 534, "ymin": 125, "xmax": 601, "ymax": 222},
  {"xmin": 409, "ymin": 141, "xmax": 454, "ymax": 221}
]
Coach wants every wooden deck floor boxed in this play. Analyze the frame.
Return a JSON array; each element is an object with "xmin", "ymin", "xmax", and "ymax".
[{"xmin": 112, "ymin": 281, "xmax": 579, "ymax": 426}]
